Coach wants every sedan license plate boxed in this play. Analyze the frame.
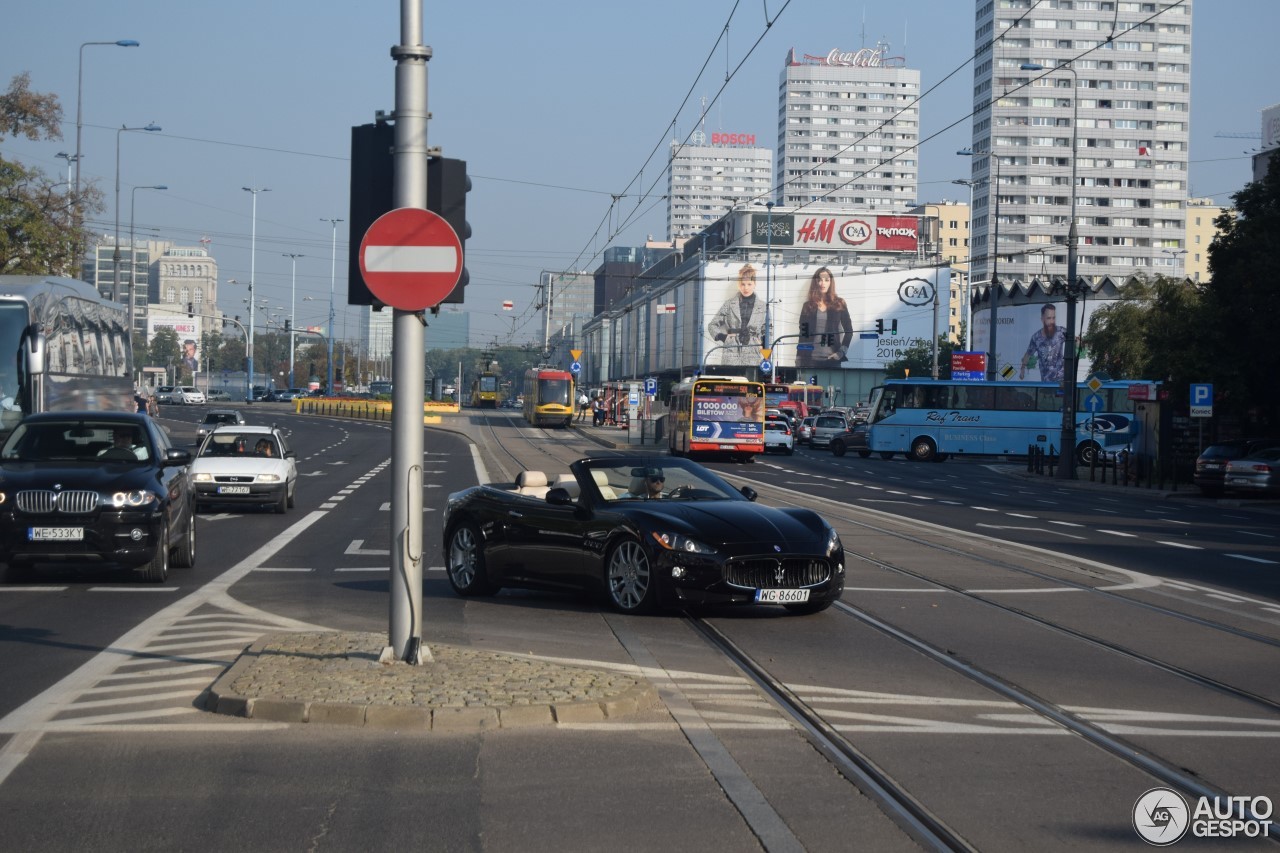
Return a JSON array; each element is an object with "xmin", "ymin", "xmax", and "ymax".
[
  {"xmin": 1227, "ymin": 477, "xmax": 1250, "ymax": 485},
  {"xmin": 755, "ymin": 588, "xmax": 810, "ymax": 604},
  {"xmin": 29, "ymin": 527, "xmax": 85, "ymax": 541},
  {"xmin": 217, "ymin": 485, "xmax": 251, "ymax": 495}
]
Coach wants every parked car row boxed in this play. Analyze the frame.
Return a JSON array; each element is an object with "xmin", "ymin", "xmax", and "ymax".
[
  {"xmin": 155, "ymin": 385, "xmax": 206, "ymax": 405},
  {"xmin": 1195, "ymin": 438, "xmax": 1280, "ymax": 497}
]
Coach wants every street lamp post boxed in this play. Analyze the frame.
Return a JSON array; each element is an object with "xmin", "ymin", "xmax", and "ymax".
[
  {"xmin": 113, "ymin": 123, "xmax": 161, "ymax": 304},
  {"xmin": 282, "ymin": 253, "xmax": 304, "ymax": 389},
  {"xmin": 958, "ymin": 147, "xmax": 1002, "ymax": 379},
  {"xmin": 128, "ymin": 184, "xmax": 166, "ymax": 342},
  {"xmin": 1022, "ymin": 62, "xmax": 1082, "ymax": 478},
  {"xmin": 76, "ymin": 40, "xmax": 139, "ymax": 203},
  {"xmin": 55, "ymin": 152, "xmax": 80, "ymax": 189},
  {"xmin": 321, "ymin": 218, "xmax": 343, "ymax": 392},
  {"xmin": 753, "ymin": 200, "xmax": 775, "ymax": 381},
  {"xmin": 951, "ymin": 178, "xmax": 983, "ymax": 351},
  {"xmin": 916, "ymin": 204, "xmax": 943, "ymax": 378},
  {"xmin": 243, "ymin": 187, "xmax": 270, "ymax": 402}
]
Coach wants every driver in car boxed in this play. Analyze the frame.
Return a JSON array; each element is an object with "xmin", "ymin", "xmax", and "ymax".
[{"xmin": 625, "ymin": 468, "xmax": 665, "ymax": 500}]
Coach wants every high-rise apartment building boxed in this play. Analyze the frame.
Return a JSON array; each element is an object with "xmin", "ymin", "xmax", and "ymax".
[
  {"xmin": 667, "ymin": 133, "xmax": 772, "ymax": 242},
  {"xmin": 776, "ymin": 44, "xmax": 920, "ymax": 210},
  {"xmin": 967, "ymin": 0, "xmax": 1192, "ymax": 285}
]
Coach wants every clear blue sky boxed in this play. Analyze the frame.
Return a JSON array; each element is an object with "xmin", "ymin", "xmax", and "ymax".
[{"xmin": 3, "ymin": 1, "xmax": 1273, "ymax": 348}]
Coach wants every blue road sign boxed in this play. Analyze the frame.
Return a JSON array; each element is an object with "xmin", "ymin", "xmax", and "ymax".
[
  {"xmin": 1084, "ymin": 392, "xmax": 1104, "ymax": 412},
  {"xmin": 570, "ymin": 361, "xmax": 581, "ymax": 374},
  {"xmin": 1190, "ymin": 382, "xmax": 1213, "ymax": 418},
  {"xmin": 759, "ymin": 359, "xmax": 772, "ymax": 374},
  {"xmin": 796, "ymin": 344, "xmax": 815, "ymax": 351},
  {"xmin": 644, "ymin": 377, "xmax": 657, "ymax": 395}
]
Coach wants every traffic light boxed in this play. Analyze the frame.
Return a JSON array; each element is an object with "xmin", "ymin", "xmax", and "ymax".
[
  {"xmin": 875, "ymin": 319, "xmax": 884, "ymax": 335},
  {"xmin": 187, "ymin": 302, "xmax": 194, "ymax": 318},
  {"xmin": 808, "ymin": 374, "xmax": 818, "ymax": 386},
  {"xmin": 284, "ymin": 319, "xmax": 291, "ymax": 333},
  {"xmin": 348, "ymin": 121, "xmax": 471, "ymax": 308}
]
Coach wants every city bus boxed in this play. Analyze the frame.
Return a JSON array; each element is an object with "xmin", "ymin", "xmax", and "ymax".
[
  {"xmin": 470, "ymin": 372, "xmax": 498, "ymax": 408},
  {"xmin": 764, "ymin": 381, "xmax": 825, "ymax": 421},
  {"xmin": 861, "ymin": 378, "xmax": 1157, "ymax": 464},
  {"xmin": 523, "ymin": 367, "xmax": 574, "ymax": 428},
  {"xmin": 668, "ymin": 375, "xmax": 766, "ymax": 462},
  {"xmin": 0, "ymin": 275, "xmax": 135, "ymax": 444}
]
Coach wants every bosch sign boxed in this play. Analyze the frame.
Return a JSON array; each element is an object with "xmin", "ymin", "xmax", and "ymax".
[{"xmin": 711, "ymin": 133, "xmax": 757, "ymax": 146}]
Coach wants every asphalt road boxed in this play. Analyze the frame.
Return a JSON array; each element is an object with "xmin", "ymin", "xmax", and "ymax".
[{"xmin": 0, "ymin": 407, "xmax": 1276, "ymax": 852}]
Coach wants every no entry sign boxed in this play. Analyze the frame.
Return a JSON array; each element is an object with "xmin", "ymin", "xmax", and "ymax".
[{"xmin": 358, "ymin": 207, "xmax": 463, "ymax": 310}]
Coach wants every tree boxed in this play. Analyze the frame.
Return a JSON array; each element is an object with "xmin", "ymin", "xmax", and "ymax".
[
  {"xmin": 0, "ymin": 73, "xmax": 103, "ymax": 275},
  {"xmin": 882, "ymin": 335, "xmax": 959, "ymax": 379},
  {"xmin": 1200, "ymin": 157, "xmax": 1280, "ymax": 430},
  {"xmin": 1082, "ymin": 274, "xmax": 1207, "ymax": 411}
]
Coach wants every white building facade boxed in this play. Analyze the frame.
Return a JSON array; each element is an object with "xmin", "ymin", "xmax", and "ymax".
[
  {"xmin": 667, "ymin": 134, "xmax": 772, "ymax": 242},
  {"xmin": 967, "ymin": 0, "xmax": 1193, "ymax": 285},
  {"xmin": 776, "ymin": 44, "xmax": 921, "ymax": 210}
]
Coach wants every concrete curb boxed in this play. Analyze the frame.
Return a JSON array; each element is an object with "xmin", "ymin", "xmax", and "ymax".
[{"xmin": 206, "ymin": 631, "xmax": 658, "ymax": 732}]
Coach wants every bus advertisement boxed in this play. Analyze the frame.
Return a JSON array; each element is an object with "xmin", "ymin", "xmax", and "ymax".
[
  {"xmin": 862, "ymin": 378, "xmax": 1155, "ymax": 464},
  {"xmin": 669, "ymin": 376, "xmax": 765, "ymax": 461}
]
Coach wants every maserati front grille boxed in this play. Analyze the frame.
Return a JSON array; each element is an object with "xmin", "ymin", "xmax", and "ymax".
[{"xmin": 724, "ymin": 558, "xmax": 830, "ymax": 589}]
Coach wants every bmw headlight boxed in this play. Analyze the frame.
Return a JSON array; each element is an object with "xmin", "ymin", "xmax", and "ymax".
[
  {"xmin": 651, "ymin": 531, "xmax": 715, "ymax": 554},
  {"xmin": 256, "ymin": 473, "xmax": 281, "ymax": 483},
  {"xmin": 111, "ymin": 490, "xmax": 158, "ymax": 508}
]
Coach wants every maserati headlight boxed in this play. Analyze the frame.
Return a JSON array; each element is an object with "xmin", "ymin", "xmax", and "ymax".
[
  {"xmin": 651, "ymin": 531, "xmax": 715, "ymax": 554},
  {"xmin": 111, "ymin": 490, "xmax": 158, "ymax": 508},
  {"xmin": 825, "ymin": 527, "xmax": 842, "ymax": 557}
]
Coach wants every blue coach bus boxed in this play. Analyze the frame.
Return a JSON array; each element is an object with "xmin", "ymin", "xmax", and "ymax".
[{"xmin": 863, "ymin": 378, "xmax": 1156, "ymax": 464}]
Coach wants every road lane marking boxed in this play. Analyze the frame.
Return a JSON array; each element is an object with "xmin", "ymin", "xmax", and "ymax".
[{"xmin": 1226, "ymin": 553, "xmax": 1278, "ymax": 565}]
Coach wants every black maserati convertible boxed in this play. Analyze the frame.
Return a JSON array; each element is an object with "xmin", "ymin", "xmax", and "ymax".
[{"xmin": 442, "ymin": 455, "xmax": 845, "ymax": 614}]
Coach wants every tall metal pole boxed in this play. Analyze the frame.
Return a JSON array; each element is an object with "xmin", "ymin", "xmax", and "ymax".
[
  {"xmin": 76, "ymin": 40, "xmax": 138, "ymax": 204},
  {"xmin": 952, "ymin": 178, "xmax": 979, "ymax": 351},
  {"xmin": 987, "ymin": 154, "xmax": 1002, "ymax": 381},
  {"xmin": 243, "ymin": 187, "xmax": 270, "ymax": 402},
  {"xmin": 1023, "ymin": 63, "xmax": 1081, "ymax": 479},
  {"xmin": 130, "ymin": 184, "xmax": 166, "ymax": 344},
  {"xmin": 386, "ymin": 0, "xmax": 430, "ymax": 664},
  {"xmin": 321, "ymin": 219, "xmax": 343, "ymax": 391},
  {"xmin": 113, "ymin": 123, "xmax": 160, "ymax": 305},
  {"xmin": 283, "ymin": 253, "xmax": 304, "ymax": 389}
]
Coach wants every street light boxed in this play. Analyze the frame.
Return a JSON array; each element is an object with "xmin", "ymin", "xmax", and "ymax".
[
  {"xmin": 1023, "ymin": 61, "xmax": 1083, "ymax": 478},
  {"xmin": 282, "ymin": 253, "xmax": 304, "ymax": 388},
  {"xmin": 76, "ymin": 39, "xmax": 139, "ymax": 202},
  {"xmin": 55, "ymin": 151, "xmax": 80, "ymax": 189},
  {"xmin": 321, "ymin": 218, "xmax": 343, "ymax": 392},
  {"xmin": 951, "ymin": 178, "xmax": 985, "ymax": 351},
  {"xmin": 958, "ymin": 147, "xmax": 1002, "ymax": 380},
  {"xmin": 915, "ymin": 203, "xmax": 944, "ymax": 378},
  {"xmin": 128, "ymin": 183, "xmax": 166, "ymax": 341},
  {"xmin": 113, "ymin": 123, "xmax": 161, "ymax": 304},
  {"xmin": 243, "ymin": 187, "xmax": 270, "ymax": 401},
  {"xmin": 752, "ymin": 200, "xmax": 774, "ymax": 381}
]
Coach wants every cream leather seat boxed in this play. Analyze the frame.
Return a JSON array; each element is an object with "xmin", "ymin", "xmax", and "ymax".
[{"xmin": 590, "ymin": 469, "xmax": 618, "ymax": 501}]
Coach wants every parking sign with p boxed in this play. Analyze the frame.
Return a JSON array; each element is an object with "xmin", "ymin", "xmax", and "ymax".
[{"xmin": 1190, "ymin": 383, "xmax": 1213, "ymax": 418}]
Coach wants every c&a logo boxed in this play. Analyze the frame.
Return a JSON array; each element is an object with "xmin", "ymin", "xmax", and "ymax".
[{"xmin": 1133, "ymin": 788, "xmax": 1190, "ymax": 846}]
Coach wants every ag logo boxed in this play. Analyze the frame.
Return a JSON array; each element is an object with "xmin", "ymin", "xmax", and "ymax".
[
  {"xmin": 1133, "ymin": 787, "xmax": 1190, "ymax": 846},
  {"xmin": 897, "ymin": 276, "xmax": 935, "ymax": 307}
]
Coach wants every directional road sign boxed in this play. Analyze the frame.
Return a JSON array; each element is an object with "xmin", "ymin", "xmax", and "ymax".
[
  {"xmin": 358, "ymin": 207, "xmax": 463, "ymax": 311},
  {"xmin": 759, "ymin": 359, "xmax": 772, "ymax": 374},
  {"xmin": 1083, "ymin": 392, "xmax": 1104, "ymax": 413},
  {"xmin": 569, "ymin": 361, "xmax": 581, "ymax": 374}
]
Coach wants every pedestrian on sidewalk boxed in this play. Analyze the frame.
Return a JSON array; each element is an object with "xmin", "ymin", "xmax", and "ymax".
[
  {"xmin": 592, "ymin": 397, "xmax": 604, "ymax": 426},
  {"xmin": 577, "ymin": 391, "xmax": 590, "ymax": 422}
]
